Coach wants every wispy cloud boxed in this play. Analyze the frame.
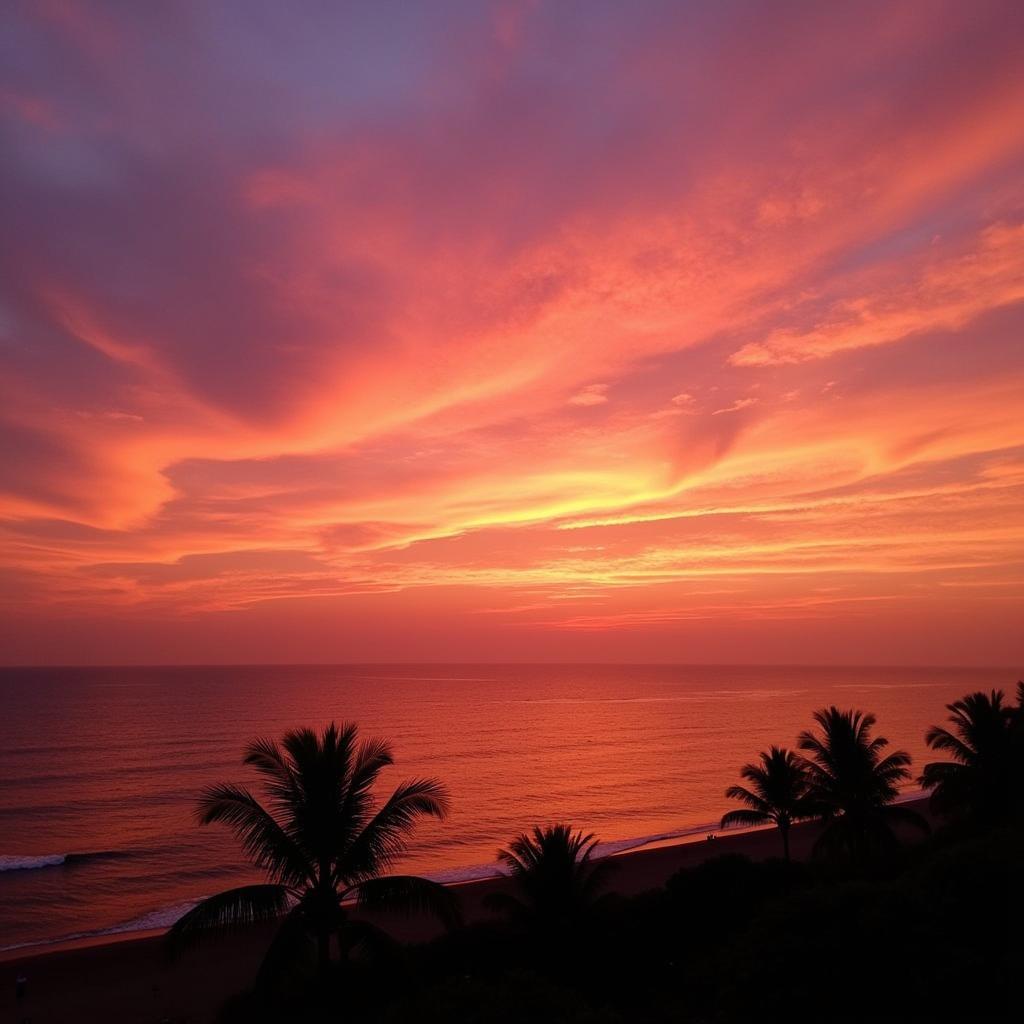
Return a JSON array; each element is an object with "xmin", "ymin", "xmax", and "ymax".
[
  {"xmin": 568, "ymin": 383, "xmax": 610, "ymax": 407},
  {"xmin": 730, "ymin": 222, "xmax": 1024, "ymax": 366},
  {"xmin": 0, "ymin": 0, "xmax": 1023, "ymax": 662},
  {"xmin": 711, "ymin": 397, "xmax": 758, "ymax": 416}
]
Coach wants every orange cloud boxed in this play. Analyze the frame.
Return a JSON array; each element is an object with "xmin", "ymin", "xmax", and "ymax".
[
  {"xmin": 731, "ymin": 223, "xmax": 1024, "ymax": 366},
  {"xmin": 1, "ymin": 0, "xmax": 1023, "ymax": 664}
]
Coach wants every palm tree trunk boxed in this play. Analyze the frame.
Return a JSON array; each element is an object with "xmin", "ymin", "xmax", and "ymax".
[
  {"xmin": 781, "ymin": 823, "xmax": 791, "ymax": 862},
  {"xmin": 316, "ymin": 927, "xmax": 331, "ymax": 977},
  {"xmin": 315, "ymin": 861, "xmax": 332, "ymax": 978}
]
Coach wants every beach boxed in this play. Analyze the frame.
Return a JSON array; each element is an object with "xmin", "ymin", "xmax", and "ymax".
[
  {"xmin": 0, "ymin": 802, "xmax": 929, "ymax": 1023},
  {"xmin": 0, "ymin": 663, "xmax": 981, "ymax": 955}
]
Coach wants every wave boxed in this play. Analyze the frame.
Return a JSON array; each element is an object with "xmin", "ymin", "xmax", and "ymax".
[
  {"xmin": 0, "ymin": 854, "xmax": 67, "ymax": 872},
  {"xmin": 0, "ymin": 849, "xmax": 130, "ymax": 872},
  {"xmin": 595, "ymin": 820, "xmax": 730, "ymax": 857},
  {"xmin": 425, "ymin": 862, "xmax": 506, "ymax": 885},
  {"xmin": 2, "ymin": 791, "xmax": 930, "ymax": 953},
  {"xmin": 0, "ymin": 899, "xmax": 200, "ymax": 955}
]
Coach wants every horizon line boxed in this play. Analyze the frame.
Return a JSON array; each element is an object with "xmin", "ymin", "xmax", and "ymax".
[{"xmin": 0, "ymin": 660, "xmax": 1019, "ymax": 671}]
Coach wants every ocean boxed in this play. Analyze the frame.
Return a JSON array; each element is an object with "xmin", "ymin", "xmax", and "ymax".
[{"xmin": 0, "ymin": 663, "xmax": 1014, "ymax": 954}]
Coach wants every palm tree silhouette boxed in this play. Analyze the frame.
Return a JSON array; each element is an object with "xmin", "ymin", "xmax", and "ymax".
[
  {"xmin": 920, "ymin": 688, "xmax": 1024, "ymax": 824},
  {"xmin": 484, "ymin": 824, "xmax": 615, "ymax": 928},
  {"xmin": 167, "ymin": 722, "xmax": 457, "ymax": 983},
  {"xmin": 721, "ymin": 746, "xmax": 809, "ymax": 860},
  {"xmin": 798, "ymin": 707, "xmax": 928, "ymax": 861}
]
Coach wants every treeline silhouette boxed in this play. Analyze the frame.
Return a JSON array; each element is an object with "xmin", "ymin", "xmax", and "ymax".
[{"xmin": 169, "ymin": 684, "xmax": 1024, "ymax": 1023}]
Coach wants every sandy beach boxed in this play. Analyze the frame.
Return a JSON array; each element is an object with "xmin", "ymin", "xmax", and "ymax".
[{"xmin": 0, "ymin": 801, "xmax": 930, "ymax": 1023}]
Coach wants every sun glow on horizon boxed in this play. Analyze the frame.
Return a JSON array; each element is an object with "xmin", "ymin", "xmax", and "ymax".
[{"xmin": 1, "ymin": 1, "xmax": 1023, "ymax": 665}]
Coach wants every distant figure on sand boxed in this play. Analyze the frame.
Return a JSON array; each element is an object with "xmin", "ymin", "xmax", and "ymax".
[{"xmin": 16, "ymin": 971, "xmax": 28, "ymax": 1024}]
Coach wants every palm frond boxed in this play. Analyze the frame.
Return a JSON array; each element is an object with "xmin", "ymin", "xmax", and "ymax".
[
  {"xmin": 197, "ymin": 783, "xmax": 310, "ymax": 886},
  {"xmin": 350, "ymin": 874, "xmax": 462, "ymax": 929},
  {"xmin": 925, "ymin": 725, "xmax": 974, "ymax": 763},
  {"xmin": 280, "ymin": 726, "xmax": 326, "ymax": 812},
  {"xmin": 491, "ymin": 824, "xmax": 611, "ymax": 925},
  {"xmin": 341, "ymin": 777, "xmax": 449, "ymax": 881},
  {"xmin": 723, "ymin": 746, "xmax": 807, "ymax": 836},
  {"xmin": 920, "ymin": 758, "xmax": 959, "ymax": 780},
  {"xmin": 724, "ymin": 784, "xmax": 771, "ymax": 813},
  {"xmin": 337, "ymin": 736, "xmax": 394, "ymax": 843},
  {"xmin": 875, "ymin": 749, "xmax": 912, "ymax": 772},
  {"xmin": 498, "ymin": 827, "xmax": 547, "ymax": 875},
  {"xmin": 166, "ymin": 884, "xmax": 289, "ymax": 954},
  {"xmin": 798, "ymin": 706, "xmax": 916, "ymax": 860},
  {"xmin": 179, "ymin": 720, "xmax": 454, "ymax": 979},
  {"xmin": 244, "ymin": 737, "xmax": 300, "ymax": 809},
  {"xmin": 920, "ymin": 686, "xmax": 1023, "ymax": 824},
  {"xmin": 721, "ymin": 807, "xmax": 772, "ymax": 829}
]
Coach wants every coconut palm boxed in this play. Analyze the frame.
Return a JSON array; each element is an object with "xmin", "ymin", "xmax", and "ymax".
[
  {"xmin": 798, "ymin": 707, "xmax": 928, "ymax": 861},
  {"xmin": 484, "ymin": 824, "xmax": 615, "ymax": 928},
  {"xmin": 1013, "ymin": 681, "xmax": 1024, "ymax": 734},
  {"xmin": 167, "ymin": 722, "xmax": 458, "ymax": 983},
  {"xmin": 721, "ymin": 746, "xmax": 810, "ymax": 861},
  {"xmin": 920, "ymin": 688, "xmax": 1024, "ymax": 824}
]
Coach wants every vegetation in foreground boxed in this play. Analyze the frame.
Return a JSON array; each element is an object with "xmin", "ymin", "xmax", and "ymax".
[
  {"xmin": 173, "ymin": 684, "xmax": 1023, "ymax": 1023},
  {"xmin": 168, "ymin": 723, "xmax": 458, "ymax": 983}
]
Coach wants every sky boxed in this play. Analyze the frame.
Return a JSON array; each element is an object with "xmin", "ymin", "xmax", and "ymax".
[{"xmin": 1, "ymin": 0, "xmax": 1023, "ymax": 666}]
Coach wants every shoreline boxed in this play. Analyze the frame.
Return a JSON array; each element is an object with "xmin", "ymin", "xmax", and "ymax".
[
  {"xmin": 0, "ymin": 817, "xmax": 748, "ymax": 963},
  {"xmin": 0, "ymin": 789, "xmax": 929, "ymax": 963},
  {"xmin": 2, "ymin": 788, "xmax": 930, "ymax": 962},
  {"xmin": 0, "ymin": 798, "xmax": 932, "ymax": 1022}
]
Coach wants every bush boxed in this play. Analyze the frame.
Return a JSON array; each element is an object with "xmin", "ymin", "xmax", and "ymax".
[{"xmin": 372, "ymin": 970, "xmax": 621, "ymax": 1024}]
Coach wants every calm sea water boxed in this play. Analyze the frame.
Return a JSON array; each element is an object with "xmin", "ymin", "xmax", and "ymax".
[{"xmin": 0, "ymin": 663, "xmax": 1015, "ymax": 953}]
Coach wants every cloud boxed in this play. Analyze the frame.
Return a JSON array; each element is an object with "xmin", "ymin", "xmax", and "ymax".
[
  {"xmin": 711, "ymin": 397, "xmax": 758, "ymax": 416},
  {"xmin": 730, "ymin": 222, "xmax": 1024, "ymax": 366},
  {"xmin": 568, "ymin": 383, "xmax": 610, "ymax": 407},
  {"xmin": 0, "ymin": 0, "xmax": 1023, "ymax": 662}
]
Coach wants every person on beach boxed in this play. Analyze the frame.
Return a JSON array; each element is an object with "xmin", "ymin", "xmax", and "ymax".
[{"xmin": 16, "ymin": 971, "xmax": 29, "ymax": 1024}]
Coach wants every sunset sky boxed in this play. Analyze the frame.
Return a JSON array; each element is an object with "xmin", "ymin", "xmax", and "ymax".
[{"xmin": 1, "ymin": 0, "xmax": 1022, "ymax": 665}]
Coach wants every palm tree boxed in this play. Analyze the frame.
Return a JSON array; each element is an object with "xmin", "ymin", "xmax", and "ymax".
[
  {"xmin": 797, "ymin": 707, "xmax": 928, "ymax": 861},
  {"xmin": 721, "ymin": 746, "xmax": 810, "ymax": 861},
  {"xmin": 484, "ymin": 824, "xmax": 615, "ymax": 928},
  {"xmin": 167, "ymin": 722, "xmax": 458, "ymax": 983},
  {"xmin": 920, "ymin": 689, "xmax": 1024, "ymax": 824}
]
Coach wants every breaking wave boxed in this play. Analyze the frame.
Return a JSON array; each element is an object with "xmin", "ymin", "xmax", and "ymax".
[{"xmin": 0, "ymin": 850, "xmax": 129, "ymax": 873}]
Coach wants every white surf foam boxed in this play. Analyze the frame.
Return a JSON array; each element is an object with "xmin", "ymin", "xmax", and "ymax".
[{"xmin": 0, "ymin": 854, "xmax": 67, "ymax": 872}]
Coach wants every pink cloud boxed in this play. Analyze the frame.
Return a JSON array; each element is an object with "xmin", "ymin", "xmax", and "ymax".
[
  {"xmin": 0, "ymin": 0, "xmax": 1023, "ymax": 663},
  {"xmin": 568, "ymin": 383, "xmax": 610, "ymax": 407}
]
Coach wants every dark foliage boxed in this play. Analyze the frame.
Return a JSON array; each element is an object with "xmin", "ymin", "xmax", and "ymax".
[
  {"xmin": 920, "ymin": 687, "xmax": 1024, "ymax": 824},
  {"xmin": 717, "ymin": 826, "xmax": 1024, "ymax": 1022},
  {"xmin": 798, "ymin": 706, "xmax": 929, "ymax": 860},
  {"xmin": 485, "ymin": 824, "xmax": 617, "ymax": 928},
  {"xmin": 374, "ymin": 971, "xmax": 622, "ymax": 1024},
  {"xmin": 194, "ymin": 691, "xmax": 1022, "ymax": 1022},
  {"xmin": 721, "ymin": 745, "xmax": 811, "ymax": 859},
  {"xmin": 167, "ymin": 722, "xmax": 457, "ymax": 988}
]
